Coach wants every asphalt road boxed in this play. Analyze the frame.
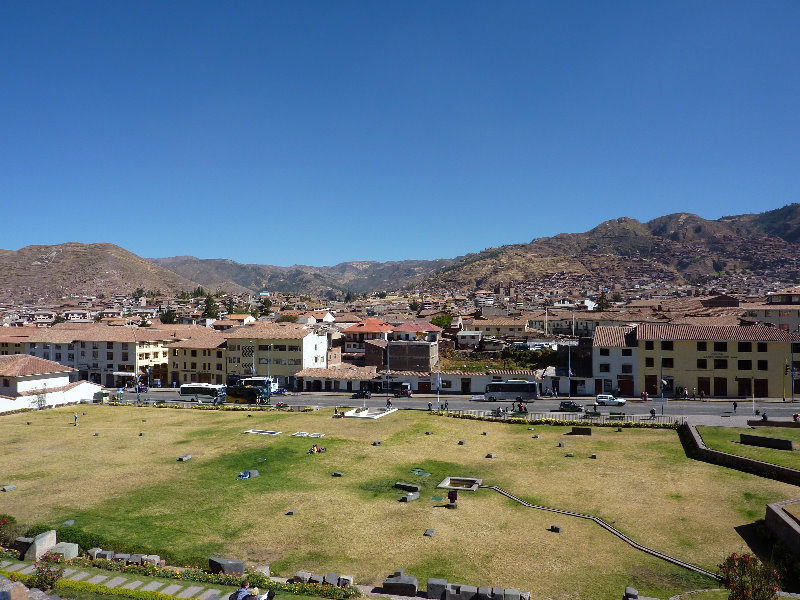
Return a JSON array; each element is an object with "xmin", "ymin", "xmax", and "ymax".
[{"xmin": 117, "ymin": 388, "xmax": 800, "ymax": 420}]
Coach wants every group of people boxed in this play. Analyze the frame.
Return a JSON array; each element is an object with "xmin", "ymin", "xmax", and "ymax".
[
  {"xmin": 233, "ymin": 581, "xmax": 275, "ymax": 600},
  {"xmin": 542, "ymin": 388, "xmax": 559, "ymax": 397},
  {"xmin": 308, "ymin": 444, "xmax": 326, "ymax": 454}
]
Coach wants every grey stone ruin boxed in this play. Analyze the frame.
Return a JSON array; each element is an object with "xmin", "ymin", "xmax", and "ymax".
[
  {"xmin": 178, "ymin": 455, "xmax": 192, "ymax": 461},
  {"xmin": 128, "ymin": 554, "xmax": 144, "ymax": 564},
  {"xmin": 248, "ymin": 470, "xmax": 260, "ymax": 477},
  {"xmin": 485, "ymin": 453, "xmax": 496, "ymax": 459},
  {"xmin": 427, "ymin": 578, "xmax": 448, "ymax": 599},
  {"xmin": 208, "ymin": 557, "xmax": 245, "ymax": 575},
  {"xmin": 95, "ymin": 550, "xmax": 114, "ymax": 560},
  {"xmin": 62, "ymin": 520, "xmax": 75, "ymax": 526},
  {"xmin": 333, "ymin": 472, "xmax": 344, "ymax": 477},
  {"xmin": 24, "ymin": 530, "xmax": 57, "ymax": 561},
  {"xmin": 1, "ymin": 485, "xmax": 16, "ymax": 492},
  {"xmin": 383, "ymin": 569, "xmax": 418, "ymax": 596},
  {"xmin": 424, "ymin": 529, "xmax": 435, "ymax": 537},
  {"xmin": 49, "ymin": 542, "xmax": 79, "ymax": 561},
  {"xmin": 112, "ymin": 553, "xmax": 130, "ymax": 563},
  {"xmin": 372, "ymin": 441, "xmax": 381, "ymax": 446},
  {"xmin": 286, "ymin": 509, "xmax": 297, "ymax": 515},
  {"xmin": 458, "ymin": 440, "xmax": 466, "ymax": 445},
  {"xmin": 401, "ymin": 492, "xmax": 420, "ymax": 502},
  {"xmin": 395, "ymin": 482, "xmax": 421, "ymax": 492},
  {"xmin": 323, "ymin": 573, "xmax": 339, "ymax": 585},
  {"xmin": 87, "ymin": 547, "xmax": 102, "ymax": 559},
  {"xmin": 550, "ymin": 525, "xmax": 561, "ymax": 533},
  {"xmin": 293, "ymin": 571, "xmax": 311, "ymax": 583}
]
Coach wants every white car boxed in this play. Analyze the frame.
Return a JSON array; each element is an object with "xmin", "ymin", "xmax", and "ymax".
[{"xmin": 595, "ymin": 394, "xmax": 626, "ymax": 406}]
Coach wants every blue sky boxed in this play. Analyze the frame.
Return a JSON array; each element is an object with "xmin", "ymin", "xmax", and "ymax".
[{"xmin": 2, "ymin": 2, "xmax": 799, "ymax": 266}]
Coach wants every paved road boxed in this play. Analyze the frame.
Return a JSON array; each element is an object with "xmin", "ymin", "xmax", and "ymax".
[{"xmin": 114, "ymin": 388, "xmax": 800, "ymax": 424}]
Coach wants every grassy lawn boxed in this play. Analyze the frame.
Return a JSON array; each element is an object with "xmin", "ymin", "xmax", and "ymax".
[
  {"xmin": 696, "ymin": 426, "xmax": 800, "ymax": 469},
  {"xmin": 1, "ymin": 405, "xmax": 796, "ymax": 600}
]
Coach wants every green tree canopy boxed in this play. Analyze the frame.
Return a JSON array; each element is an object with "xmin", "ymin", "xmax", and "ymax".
[
  {"xmin": 430, "ymin": 314, "xmax": 452, "ymax": 329},
  {"xmin": 201, "ymin": 295, "xmax": 220, "ymax": 319}
]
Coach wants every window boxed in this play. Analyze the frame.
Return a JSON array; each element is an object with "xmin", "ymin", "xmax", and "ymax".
[
  {"xmin": 697, "ymin": 359, "xmax": 707, "ymax": 369},
  {"xmin": 599, "ymin": 348, "xmax": 610, "ymax": 356},
  {"xmin": 217, "ymin": 351, "xmax": 223, "ymax": 358},
  {"xmin": 645, "ymin": 341, "xmax": 654, "ymax": 350},
  {"xmin": 258, "ymin": 345, "xmax": 270, "ymax": 351},
  {"xmin": 794, "ymin": 343, "xmax": 800, "ymax": 354},
  {"xmin": 662, "ymin": 357, "xmax": 674, "ymax": 368},
  {"xmin": 191, "ymin": 350, "xmax": 197, "ymax": 357},
  {"xmin": 441, "ymin": 380, "xmax": 452, "ymax": 389},
  {"xmin": 122, "ymin": 343, "xmax": 128, "ymax": 350},
  {"xmin": 599, "ymin": 363, "xmax": 610, "ymax": 372},
  {"xmin": 738, "ymin": 360, "xmax": 752, "ymax": 370},
  {"xmin": 738, "ymin": 342, "xmax": 752, "ymax": 352},
  {"xmin": 67, "ymin": 353, "xmax": 74, "ymax": 361},
  {"xmin": 107, "ymin": 342, "xmax": 114, "ymax": 349},
  {"xmin": 714, "ymin": 342, "xmax": 727, "ymax": 352},
  {"xmin": 662, "ymin": 341, "xmax": 673, "ymax": 351},
  {"xmin": 107, "ymin": 352, "xmax": 113, "ymax": 360},
  {"xmin": 274, "ymin": 345, "xmax": 287, "ymax": 351},
  {"xmin": 645, "ymin": 357, "xmax": 654, "ymax": 367},
  {"xmin": 55, "ymin": 353, "xmax": 61, "ymax": 361},
  {"xmin": 622, "ymin": 349, "xmax": 632, "ymax": 356},
  {"xmin": 714, "ymin": 359, "xmax": 728, "ymax": 369},
  {"xmin": 217, "ymin": 363, "xmax": 223, "ymax": 371},
  {"xmin": 621, "ymin": 364, "xmax": 633, "ymax": 374},
  {"xmin": 758, "ymin": 360, "xmax": 768, "ymax": 371},
  {"xmin": 191, "ymin": 362, "xmax": 196, "ymax": 370},
  {"xmin": 758, "ymin": 342, "xmax": 768, "ymax": 352},
  {"xmin": 2, "ymin": 379, "xmax": 8, "ymax": 387},
  {"xmin": 697, "ymin": 342, "xmax": 707, "ymax": 351}
]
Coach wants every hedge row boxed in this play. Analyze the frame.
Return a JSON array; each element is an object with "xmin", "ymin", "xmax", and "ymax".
[{"xmin": 439, "ymin": 411, "xmax": 679, "ymax": 429}]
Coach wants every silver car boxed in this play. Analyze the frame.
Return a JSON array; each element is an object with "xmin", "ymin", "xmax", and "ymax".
[{"xmin": 595, "ymin": 394, "xmax": 626, "ymax": 406}]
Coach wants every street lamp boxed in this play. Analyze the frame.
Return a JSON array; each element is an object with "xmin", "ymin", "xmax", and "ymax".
[
  {"xmin": 267, "ymin": 343, "xmax": 272, "ymax": 401},
  {"xmin": 249, "ymin": 340, "xmax": 254, "ymax": 376}
]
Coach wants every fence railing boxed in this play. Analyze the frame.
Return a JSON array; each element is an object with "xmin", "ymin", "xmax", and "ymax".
[{"xmin": 446, "ymin": 409, "xmax": 686, "ymax": 425}]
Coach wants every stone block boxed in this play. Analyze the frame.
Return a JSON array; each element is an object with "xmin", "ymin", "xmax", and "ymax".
[
  {"xmin": 0, "ymin": 583, "xmax": 28, "ymax": 600},
  {"xmin": 741, "ymin": 433, "xmax": 793, "ymax": 450},
  {"xmin": 383, "ymin": 574, "xmax": 418, "ymax": 596},
  {"xmin": 519, "ymin": 593, "xmax": 530, "ymax": 600},
  {"xmin": 446, "ymin": 503, "xmax": 457, "ymax": 509},
  {"xmin": 590, "ymin": 454, "xmax": 597, "ymax": 459},
  {"xmin": 458, "ymin": 585, "xmax": 477, "ymax": 600},
  {"xmin": 394, "ymin": 569, "xmax": 403, "ymax": 577},
  {"xmin": 477, "ymin": 587, "xmax": 491, "ymax": 600},
  {"xmin": 482, "ymin": 432, "xmax": 488, "ymax": 436},
  {"xmin": 372, "ymin": 441, "xmax": 381, "ymax": 446},
  {"xmin": 444, "ymin": 584, "xmax": 460, "ymax": 600},
  {"xmin": 62, "ymin": 520, "xmax": 75, "ymax": 526},
  {"xmin": 401, "ymin": 492, "xmax": 420, "ymax": 502},
  {"xmin": 112, "ymin": 553, "xmax": 130, "ymax": 563},
  {"xmin": 139, "ymin": 433, "xmax": 144, "ymax": 437},
  {"xmin": 95, "ymin": 550, "xmax": 114, "ymax": 560},
  {"xmin": 142, "ymin": 555, "xmax": 160, "ymax": 565},
  {"xmin": 502, "ymin": 590, "xmax": 519, "ymax": 600},
  {"xmin": 293, "ymin": 571, "xmax": 311, "ymax": 583},
  {"xmin": 333, "ymin": 472, "xmax": 344, "ymax": 477},
  {"xmin": 87, "ymin": 547, "xmax": 102, "ymax": 559},
  {"xmin": 127, "ymin": 554, "xmax": 144, "ymax": 564},
  {"xmin": 532, "ymin": 434, "xmax": 540, "ymax": 439},
  {"xmin": 491, "ymin": 587, "xmax": 504, "ymax": 599},
  {"xmin": 14, "ymin": 537, "xmax": 33, "ymax": 555},
  {"xmin": 458, "ymin": 440, "xmax": 466, "ymax": 445},
  {"xmin": 1, "ymin": 485, "xmax": 17, "ymax": 492},
  {"xmin": 395, "ymin": 482, "xmax": 421, "ymax": 492},
  {"xmin": 208, "ymin": 557, "xmax": 245, "ymax": 575},
  {"xmin": 570, "ymin": 427, "xmax": 592, "ymax": 436},
  {"xmin": 93, "ymin": 433, "xmax": 99, "ymax": 436},
  {"xmin": 248, "ymin": 470, "xmax": 259, "ymax": 478},
  {"xmin": 566, "ymin": 452, "xmax": 574, "ymax": 457},
  {"xmin": 427, "ymin": 579, "xmax": 448, "ymax": 600},
  {"xmin": 424, "ymin": 529, "xmax": 435, "ymax": 537},
  {"xmin": 178, "ymin": 455, "xmax": 192, "ymax": 462},
  {"xmin": 324, "ymin": 573, "xmax": 339, "ymax": 585},
  {"xmin": 308, "ymin": 574, "xmax": 323, "ymax": 585},
  {"xmin": 254, "ymin": 565, "xmax": 270, "ymax": 577},
  {"xmin": 617, "ymin": 427, "xmax": 623, "ymax": 432},
  {"xmin": 286, "ymin": 509, "xmax": 297, "ymax": 515},
  {"xmin": 486, "ymin": 453, "xmax": 496, "ymax": 459},
  {"xmin": 338, "ymin": 575, "xmax": 353, "ymax": 587},
  {"xmin": 425, "ymin": 431, "xmax": 433, "ymax": 435},
  {"xmin": 550, "ymin": 525, "xmax": 561, "ymax": 533},
  {"xmin": 624, "ymin": 587, "xmax": 638, "ymax": 600},
  {"xmin": 24, "ymin": 530, "xmax": 57, "ymax": 561},
  {"xmin": 558, "ymin": 442, "xmax": 564, "ymax": 447},
  {"xmin": 50, "ymin": 542, "xmax": 79, "ymax": 561}
]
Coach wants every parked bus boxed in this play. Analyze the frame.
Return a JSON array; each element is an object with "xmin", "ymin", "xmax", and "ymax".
[
  {"xmin": 484, "ymin": 380, "xmax": 539, "ymax": 401},
  {"xmin": 179, "ymin": 383, "xmax": 227, "ymax": 403},
  {"xmin": 240, "ymin": 377, "xmax": 278, "ymax": 393},
  {"xmin": 226, "ymin": 385, "xmax": 269, "ymax": 405}
]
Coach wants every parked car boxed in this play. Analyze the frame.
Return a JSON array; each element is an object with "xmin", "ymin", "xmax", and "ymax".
[
  {"xmin": 595, "ymin": 394, "xmax": 626, "ymax": 406},
  {"xmin": 558, "ymin": 400, "xmax": 583, "ymax": 412},
  {"xmin": 351, "ymin": 389, "xmax": 371, "ymax": 399},
  {"xmin": 273, "ymin": 387, "xmax": 288, "ymax": 395},
  {"xmin": 394, "ymin": 388, "xmax": 413, "ymax": 397}
]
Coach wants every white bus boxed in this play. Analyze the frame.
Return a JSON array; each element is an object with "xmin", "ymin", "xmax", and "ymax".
[
  {"xmin": 484, "ymin": 380, "xmax": 539, "ymax": 401},
  {"xmin": 179, "ymin": 383, "xmax": 227, "ymax": 403}
]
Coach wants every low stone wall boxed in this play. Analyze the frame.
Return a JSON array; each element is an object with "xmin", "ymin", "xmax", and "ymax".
[
  {"xmin": 741, "ymin": 433, "xmax": 793, "ymax": 450},
  {"xmin": 747, "ymin": 420, "xmax": 800, "ymax": 428},
  {"xmin": 290, "ymin": 571, "xmax": 353, "ymax": 587},
  {"xmin": 378, "ymin": 569, "xmax": 529, "ymax": 600},
  {"xmin": 678, "ymin": 423, "xmax": 800, "ymax": 486},
  {"xmin": 765, "ymin": 499, "xmax": 800, "ymax": 560}
]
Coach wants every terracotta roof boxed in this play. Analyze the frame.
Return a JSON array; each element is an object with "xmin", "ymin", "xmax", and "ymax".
[
  {"xmin": 392, "ymin": 320, "xmax": 443, "ymax": 333},
  {"xmin": 0, "ymin": 355, "xmax": 75, "ymax": 377},
  {"xmin": 222, "ymin": 322, "xmax": 313, "ymax": 340},
  {"xmin": 592, "ymin": 326, "xmax": 636, "ymax": 347},
  {"xmin": 635, "ymin": 323, "xmax": 800, "ymax": 342},
  {"xmin": 295, "ymin": 365, "xmax": 378, "ymax": 379},
  {"xmin": 17, "ymin": 380, "xmax": 98, "ymax": 396},
  {"xmin": 342, "ymin": 318, "xmax": 394, "ymax": 334}
]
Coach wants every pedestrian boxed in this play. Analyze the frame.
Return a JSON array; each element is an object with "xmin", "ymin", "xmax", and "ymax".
[
  {"xmin": 700, "ymin": 389, "xmax": 705, "ymax": 401},
  {"xmin": 761, "ymin": 411, "xmax": 768, "ymax": 422},
  {"xmin": 447, "ymin": 489, "xmax": 458, "ymax": 507},
  {"xmin": 386, "ymin": 398, "xmax": 392, "ymax": 409},
  {"xmin": 732, "ymin": 401, "xmax": 738, "ymax": 414},
  {"xmin": 692, "ymin": 388, "xmax": 696, "ymax": 401},
  {"xmin": 428, "ymin": 401, "xmax": 433, "ymax": 411},
  {"xmin": 444, "ymin": 401, "xmax": 448, "ymax": 412},
  {"xmin": 650, "ymin": 408, "xmax": 656, "ymax": 419},
  {"xmin": 73, "ymin": 413, "xmax": 78, "ymax": 426}
]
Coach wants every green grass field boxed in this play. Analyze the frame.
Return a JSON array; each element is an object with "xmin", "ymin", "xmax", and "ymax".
[
  {"xmin": 1, "ymin": 406, "xmax": 795, "ymax": 600},
  {"xmin": 697, "ymin": 426, "xmax": 800, "ymax": 469}
]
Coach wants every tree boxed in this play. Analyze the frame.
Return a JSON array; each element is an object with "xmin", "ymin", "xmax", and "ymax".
[
  {"xmin": 52, "ymin": 315, "xmax": 66, "ymax": 325},
  {"xmin": 377, "ymin": 291, "xmax": 387, "ymax": 299},
  {"xmin": 276, "ymin": 314, "xmax": 298, "ymax": 323},
  {"xmin": 409, "ymin": 299, "xmax": 421, "ymax": 313},
  {"xmin": 201, "ymin": 294, "xmax": 220, "ymax": 319},
  {"xmin": 344, "ymin": 291, "xmax": 356, "ymax": 303},
  {"xmin": 134, "ymin": 287, "xmax": 145, "ymax": 297},
  {"xmin": 431, "ymin": 314, "xmax": 453, "ymax": 330},
  {"xmin": 224, "ymin": 297, "xmax": 235, "ymax": 314},
  {"xmin": 160, "ymin": 308, "xmax": 177, "ymax": 324},
  {"xmin": 596, "ymin": 291, "xmax": 611, "ymax": 311},
  {"xmin": 260, "ymin": 297, "xmax": 273, "ymax": 313}
]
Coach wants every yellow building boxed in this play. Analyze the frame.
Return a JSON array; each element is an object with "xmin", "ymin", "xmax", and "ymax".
[
  {"xmin": 167, "ymin": 331, "xmax": 227, "ymax": 386},
  {"xmin": 636, "ymin": 323, "xmax": 800, "ymax": 398}
]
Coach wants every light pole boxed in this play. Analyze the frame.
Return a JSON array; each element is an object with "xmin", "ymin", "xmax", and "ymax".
[
  {"xmin": 249, "ymin": 340, "xmax": 254, "ymax": 376},
  {"xmin": 436, "ymin": 337, "xmax": 440, "ymax": 411},
  {"xmin": 133, "ymin": 327, "xmax": 140, "ymax": 404},
  {"xmin": 659, "ymin": 337, "xmax": 664, "ymax": 415},
  {"xmin": 267, "ymin": 343, "xmax": 272, "ymax": 401},
  {"xmin": 386, "ymin": 339, "xmax": 391, "ymax": 405}
]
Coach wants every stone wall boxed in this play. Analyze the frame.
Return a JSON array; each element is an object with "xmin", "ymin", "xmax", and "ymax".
[
  {"xmin": 678, "ymin": 423, "xmax": 800, "ymax": 486},
  {"xmin": 765, "ymin": 499, "xmax": 800, "ymax": 560}
]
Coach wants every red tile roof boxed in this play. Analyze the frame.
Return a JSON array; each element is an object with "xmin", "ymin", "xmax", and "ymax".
[
  {"xmin": 0, "ymin": 355, "xmax": 75, "ymax": 377},
  {"xmin": 635, "ymin": 323, "xmax": 800, "ymax": 342},
  {"xmin": 592, "ymin": 326, "xmax": 636, "ymax": 347},
  {"xmin": 342, "ymin": 318, "xmax": 394, "ymax": 334},
  {"xmin": 392, "ymin": 320, "xmax": 443, "ymax": 333}
]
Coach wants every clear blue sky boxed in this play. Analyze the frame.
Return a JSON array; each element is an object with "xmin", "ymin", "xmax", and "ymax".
[{"xmin": 2, "ymin": 1, "xmax": 799, "ymax": 266}]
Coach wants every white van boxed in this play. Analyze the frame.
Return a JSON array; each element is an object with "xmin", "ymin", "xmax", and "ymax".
[{"xmin": 595, "ymin": 394, "xmax": 626, "ymax": 406}]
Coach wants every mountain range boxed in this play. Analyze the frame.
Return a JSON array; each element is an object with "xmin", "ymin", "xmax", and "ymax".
[{"xmin": 1, "ymin": 204, "xmax": 799, "ymax": 303}]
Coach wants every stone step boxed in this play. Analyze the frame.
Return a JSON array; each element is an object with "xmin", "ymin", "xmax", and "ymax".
[
  {"xmin": 1, "ymin": 563, "xmax": 27, "ymax": 572},
  {"xmin": 177, "ymin": 585, "xmax": 204, "ymax": 598},
  {"xmin": 161, "ymin": 584, "xmax": 184, "ymax": 596},
  {"xmin": 62, "ymin": 568, "xmax": 76, "ymax": 577},
  {"xmin": 197, "ymin": 589, "xmax": 222, "ymax": 600},
  {"xmin": 122, "ymin": 580, "xmax": 144, "ymax": 590},
  {"xmin": 19, "ymin": 566, "xmax": 36, "ymax": 575},
  {"xmin": 86, "ymin": 575, "xmax": 109, "ymax": 585},
  {"xmin": 67, "ymin": 571, "xmax": 89, "ymax": 581},
  {"xmin": 0, "ymin": 560, "xmax": 13, "ymax": 569},
  {"xmin": 106, "ymin": 576, "xmax": 128, "ymax": 588},
  {"xmin": 141, "ymin": 582, "xmax": 165, "ymax": 592}
]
